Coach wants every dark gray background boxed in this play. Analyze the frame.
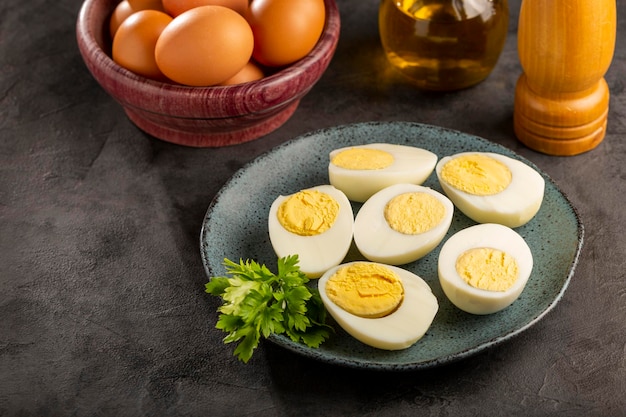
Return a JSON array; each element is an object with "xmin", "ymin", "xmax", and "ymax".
[{"xmin": 2, "ymin": 0, "xmax": 625, "ymax": 415}]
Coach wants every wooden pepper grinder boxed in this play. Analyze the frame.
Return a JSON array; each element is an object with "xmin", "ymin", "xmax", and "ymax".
[{"xmin": 514, "ymin": 0, "xmax": 616, "ymax": 155}]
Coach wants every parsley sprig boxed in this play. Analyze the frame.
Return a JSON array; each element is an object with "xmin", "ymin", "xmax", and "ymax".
[{"xmin": 205, "ymin": 255, "xmax": 332, "ymax": 363}]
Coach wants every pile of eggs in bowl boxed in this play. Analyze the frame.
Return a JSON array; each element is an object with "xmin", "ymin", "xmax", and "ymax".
[
  {"xmin": 267, "ymin": 143, "xmax": 545, "ymax": 351},
  {"xmin": 109, "ymin": 0, "xmax": 327, "ymax": 86}
]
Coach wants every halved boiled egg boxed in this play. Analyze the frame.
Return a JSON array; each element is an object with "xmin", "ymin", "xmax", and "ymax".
[
  {"xmin": 435, "ymin": 152, "xmax": 545, "ymax": 228},
  {"xmin": 318, "ymin": 261, "xmax": 438, "ymax": 350},
  {"xmin": 353, "ymin": 183, "xmax": 454, "ymax": 265},
  {"xmin": 268, "ymin": 185, "xmax": 353, "ymax": 278},
  {"xmin": 328, "ymin": 143, "xmax": 438, "ymax": 202},
  {"xmin": 438, "ymin": 223, "xmax": 533, "ymax": 315}
]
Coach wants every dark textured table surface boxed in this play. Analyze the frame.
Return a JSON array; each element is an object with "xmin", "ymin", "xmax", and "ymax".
[{"xmin": 2, "ymin": 0, "xmax": 625, "ymax": 415}]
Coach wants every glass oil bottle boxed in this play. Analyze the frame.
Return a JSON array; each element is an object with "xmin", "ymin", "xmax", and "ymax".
[{"xmin": 379, "ymin": 0, "xmax": 509, "ymax": 91}]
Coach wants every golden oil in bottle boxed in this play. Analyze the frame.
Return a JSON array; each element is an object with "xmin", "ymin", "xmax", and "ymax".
[{"xmin": 379, "ymin": 0, "xmax": 509, "ymax": 91}]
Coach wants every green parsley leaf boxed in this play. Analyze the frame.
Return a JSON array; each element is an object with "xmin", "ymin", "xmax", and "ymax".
[{"xmin": 205, "ymin": 255, "xmax": 332, "ymax": 363}]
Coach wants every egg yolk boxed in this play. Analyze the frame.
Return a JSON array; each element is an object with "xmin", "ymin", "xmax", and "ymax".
[
  {"xmin": 455, "ymin": 247, "xmax": 519, "ymax": 291},
  {"xmin": 440, "ymin": 154, "xmax": 512, "ymax": 196},
  {"xmin": 384, "ymin": 192, "xmax": 445, "ymax": 235},
  {"xmin": 277, "ymin": 190, "xmax": 339, "ymax": 236},
  {"xmin": 331, "ymin": 148, "xmax": 394, "ymax": 170},
  {"xmin": 325, "ymin": 262, "xmax": 404, "ymax": 318}
]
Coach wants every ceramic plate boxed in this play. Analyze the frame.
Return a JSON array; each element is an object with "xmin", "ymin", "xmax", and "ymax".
[{"xmin": 200, "ymin": 121, "xmax": 584, "ymax": 371}]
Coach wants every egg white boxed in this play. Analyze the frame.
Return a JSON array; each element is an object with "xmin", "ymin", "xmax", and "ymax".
[
  {"xmin": 318, "ymin": 262, "xmax": 439, "ymax": 350},
  {"xmin": 328, "ymin": 143, "xmax": 438, "ymax": 203},
  {"xmin": 438, "ymin": 223, "xmax": 533, "ymax": 315},
  {"xmin": 435, "ymin": 152, "xmax": 545, "ymax": 228},
  {"xmin": 353, "ymin": 183, "xmax": 454, "ymax": 265},
  {"xmin": 268, "ymin": 185, "xmax": 354, "ymax": 278}
]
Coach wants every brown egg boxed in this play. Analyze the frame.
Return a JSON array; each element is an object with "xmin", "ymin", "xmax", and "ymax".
[
  {"xmin": 109, "ymin": 0, "xmax": 165, "ymax": 38},
  {"xmin": 112, "ymin": 10, "xmax": 173, "ymax": 80},
  {"xmin": 219, "ymin": 61, "xmax": 265, "ymax": 85},
  {"xmin": 109, "ymin": 0, "xmax": 134, "ymax": 38},
  {"xmin": 155, "ymin": 6, "xmax": 254, "ymax": 86},
  {"xmin": 246, "ymin": 0, "xmax": 326, "ymax": 67},
  {"xmin": 162, "ymin": 0, "xmax": 249, "ymax": 17}
]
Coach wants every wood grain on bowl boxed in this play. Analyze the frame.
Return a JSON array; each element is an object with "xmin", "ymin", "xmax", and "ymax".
[{"xmin": 76, "ymin": 0, "xmax": 341, "ymax": 147}]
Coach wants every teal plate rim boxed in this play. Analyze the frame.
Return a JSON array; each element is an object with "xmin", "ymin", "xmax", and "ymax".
[{"xmin": 200, "ymin": 121, "xmax": 584, "ymax": 371}]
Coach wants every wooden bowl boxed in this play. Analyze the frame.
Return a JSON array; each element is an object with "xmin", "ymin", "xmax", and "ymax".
[{"xmin": 76, "ymin": 0, "xmax": 340, "ymax": 147}]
